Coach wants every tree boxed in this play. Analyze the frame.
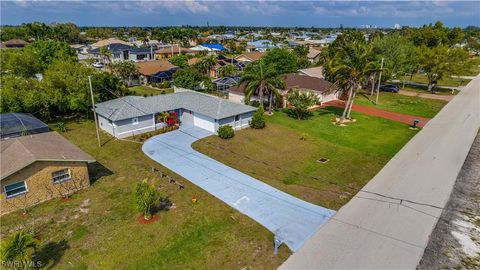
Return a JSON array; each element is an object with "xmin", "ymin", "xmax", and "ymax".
[
  {"xmin": 328, "ymin": 42, "xmax": 375, "ymax": 122},
  {"xmin": 1, "ymin": 231, "xmax": 38, "ymax": 269},
  {"xmin": 417, "ymin": 45, "xmax": 470, "ymax": 92},
  {"xmin": 217, "ymin": 65, "xmax": 237, "ymax": 77},
  {"xmin": 262, "ymin": 48, "xmax": 298, "ymax": 75},
  {"xmin": 169, "ymin": 54, "xmax": 189, "ymax": 68},
  {"xmin": 195, "ymin": 55, "xmax": 217, "ymax": 76},
  {"xmin": 173, "ymin": 67, "xmax": 207, "ymax": 90},
  {"xmin": 0, "ymin": 49, "xmax": 41, "ymax": 77},
  {"xmin": 24, "ymin": 40, "xmax": 76, "ymax": 72},
  {"xmin": 249, "ymin": 106, "xmax": 266, "ymax": 129},
  {"xmin": 286, "ymin": 89, "xmax": 319, "ymax": 120},
  {"xmin": 293, "ymin": 45, "xmax": 310, "ymax": 69},
  {"xmin": 239, "ymin": 60, "xmax": 285, "ymax": 114},
  {"xmin": 99, "ymin": 46, "xmax": 112, "ymax": 65},
  {"xmin": 133, "ymin": 180, "xmax": 160, "ymax": 220},
  {"xmin": 110, "ymin": 61, "xmax": 138, "ymax": 86}
]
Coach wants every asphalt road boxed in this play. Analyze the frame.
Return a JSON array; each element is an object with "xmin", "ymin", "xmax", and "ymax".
[{"xmin": 279, "ymin": 75, "xmax": 480, "ymax": 269}]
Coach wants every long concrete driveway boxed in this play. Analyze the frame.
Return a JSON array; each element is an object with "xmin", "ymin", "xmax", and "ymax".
[
  {"xmin": 280, "ymin": 75, "xmax": 480, "ymax": 269},
  {"xmin": 142, "ymin": 125, "xmax": 335, "ymax": 252}
]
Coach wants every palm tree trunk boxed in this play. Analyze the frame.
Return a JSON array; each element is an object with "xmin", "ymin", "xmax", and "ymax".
[
  {"xmin": 370, "ymin": 74, "xmax": 375, "ymax": 96},
  {"xmin": 340, "ymin": 85, "xmax": 353, "ymax": 122},
  {"xmin": 268, "ymin": 91, "xmax": 273, "ymax": 114},
  {"xmin": 346, "ymin": 88, "xmax": 357, "ymax": 119}
]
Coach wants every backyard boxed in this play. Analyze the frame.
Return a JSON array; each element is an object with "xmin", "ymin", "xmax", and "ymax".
[
  {"xmin": 0, "ymin": 118, "xmax": 290, "ymax": 269},
  {"xmin": 193, "ymin": 107, "xmax": 419, "ymax": 210},
  {"xmin": 354, "ymin": 90, "xmax": 448, "ymax": 118},
  {"xmin": 129, "ymin": 85, "xmax": 174, "ymax": 96}
]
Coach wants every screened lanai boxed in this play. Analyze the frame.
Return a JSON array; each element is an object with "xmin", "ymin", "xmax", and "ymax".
[{"xmin": 0, "ymin": 113, "xmax": 49, "ymax": 139}]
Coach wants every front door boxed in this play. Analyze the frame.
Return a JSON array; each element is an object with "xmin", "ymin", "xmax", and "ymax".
[{"xmin": 234, "ymin": 115, "xmax": 241, "ymax": 129}]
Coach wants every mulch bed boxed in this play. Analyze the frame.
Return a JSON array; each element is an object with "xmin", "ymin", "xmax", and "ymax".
[{"xmin": 136, "ymin": 214, "xmax": 160, "ymax": 224}]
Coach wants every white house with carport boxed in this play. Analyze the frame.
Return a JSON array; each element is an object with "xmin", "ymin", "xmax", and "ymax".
[{"xmin": 95, "ymin": 89, "xmax": 257, "ymax": 138}]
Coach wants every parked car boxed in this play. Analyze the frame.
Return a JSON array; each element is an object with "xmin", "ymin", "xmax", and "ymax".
[
  {"xmin": 92, "ymin": 62, "xmax": 104, "ymax": 68},
  {"xmin": 379, "ymin": 84, "xmax": 400, "ymax": 93}
]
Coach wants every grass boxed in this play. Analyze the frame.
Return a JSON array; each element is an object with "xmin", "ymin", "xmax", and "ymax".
[
  {"xmin": 409, "ymin": 74, "xmax": 471, "ymax": 87},
  {"xmin": 129, "ymin": 85, "xmax": 174, "ymax": 96},
  {"xmin": 354, "ymin": 90, "xmax": 447, "ymax": 118},
  {"xmin": 400, "ymin": 85, "xmax": 457, "ymax": 95},
  {"xmin": 0, "ymin": 117, "xmax": 289, "ymax": 269},
  {"xmin": 193, "ymin": 107, "xmax": 418, "ymax": 210}
]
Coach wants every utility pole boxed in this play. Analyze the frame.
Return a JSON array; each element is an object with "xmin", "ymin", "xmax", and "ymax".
[
  {"xmin": 88, "ymin": 76, "xmax": 101, "ymax": 147},
  {"xmin": 375, "ymin": 57, "xmax": 384, "ymax": 105}
]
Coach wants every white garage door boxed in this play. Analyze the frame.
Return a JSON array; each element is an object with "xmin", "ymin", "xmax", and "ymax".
[{"xmin": 193, "ymin": 112, "xmax": 216, "ymax": 132}]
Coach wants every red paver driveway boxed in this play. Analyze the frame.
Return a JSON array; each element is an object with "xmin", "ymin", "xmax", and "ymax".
[{"xmin": 323, "ymin": 100, "xmax": 431, "ymax": 127}]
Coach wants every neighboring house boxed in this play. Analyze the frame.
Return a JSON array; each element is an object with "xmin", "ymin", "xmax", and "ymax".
[
  {"xmin": 298, "ymin": 66, "xmax": 324, "ymax": 79},
  {"xmin": 307, "ymin": 47, "xmax": 322, "ymax": 63},
  {"xmin": 228, "ymin": 74, "xmax": 339, "ymax": 106},
  {"xmin": 235, "ymin": 51, "xmax": 265, "ymax": 62},
  {"xmin": 189, "ymin": 44, "xmax": 227, "ymax": 53},
  {"xmin": 70, "ymin": 44, "xmax": 88, "ymax": 54},
  {"xmin": 155, "ymin": 47, "xmax": 197, "ymax": 59},
  {"xmin": 210, "ymin": 55, "xmax": 244, "ymax": 78},
  {"xmin": 246, "ymin": 40, "xmax": 280, "ymax": 52},
  {"xmin": 1, "ymin": 132, "xmax": 95, "ymax": 215},
  {"xmin": 213, "ymin": 76, "xmax": 241, "ymax": 91},
  {"xmin": 89, "ymin": 38, "xmax": 130, "ymax": 49},
  {"xmin": 95, "ymin": 89, "xmax": 256, "ymax": 137},
  {"xmin": 0, "ymin": 113, "xmax": 49, "ymax": 140},
  {"xmin": 88, "ymin": 43, "xmax": 154, "ymax": 63},
  {"xmin": 134, "ymin": 60, "xmax": 180, "ymax": 85},
  {"xmin": 0, "ymin": 39, "xmax": 28, "ymax": 49}
]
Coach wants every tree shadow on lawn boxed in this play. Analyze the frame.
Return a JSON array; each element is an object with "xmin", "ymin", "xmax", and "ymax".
[
  {"xmin": 33, "ymin": 239, "xmax": 70, "ymax": 269},
  {"xmin": 88, "ymin": 162, "xmax": 114, "ymax": 185}
]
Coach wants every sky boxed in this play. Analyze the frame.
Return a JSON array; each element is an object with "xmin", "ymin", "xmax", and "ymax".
[{"xmin": 1, "ymin": 1, "xmax": 479, "ymax": 28}]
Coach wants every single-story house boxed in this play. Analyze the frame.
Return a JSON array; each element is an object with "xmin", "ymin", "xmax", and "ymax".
[
  {"xmin": 155, "ymin": 46, "xmax": 198, "ymax": 59},
  {"xmin": 307, "ymin": 47, "xmax": 322, "ymax": 63},
  {"xmin": 235, "ymin": 51, "xmax": 265, "ymax": 62},
  {"xmin": 88, "ymin": 43, "xmax": 155, "ymax": 63},
  {"xmin": 95, "ymin": 89, "xmax": 257, "ymax": 138},
  {"xmin": 213, "ymin": 76, "xmax": 241, "ymax": 91},
  {"xmin": 298, "ymin": 66, "xmax": 324, "ymax": 79},
  {"xmin": 246, "ymin": 40, "xmax": 281, "ymax": 52},
  {"xmin": 135, "ymin": 60, "xmax": 180, "ymax": 84},
  {"xmin": 89, "ymin": 38, "xmax": 130, "ymax": 49},
  {"xmin": 1, "ymin": 113, "xmax": 49, "ymax": 140},
  {"xmin": 228, "ymin": 74, "xmax": 339, "ymax": 107},
  {"xmin": 0, "ymin": 39, "xmax": 28, "ymax": 49},
  {"xmin": 1, "ymin": 132, "xmax": 95, "ymax": 215}
]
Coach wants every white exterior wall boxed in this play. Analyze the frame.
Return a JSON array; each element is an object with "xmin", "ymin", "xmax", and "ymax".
[
  {"xmin": 114, "ymin": 114, "xmax": 156, "ymax": 139},
  {"xmin": 98, "ymin": 115, "xmax": 115, "ymax": 136}
]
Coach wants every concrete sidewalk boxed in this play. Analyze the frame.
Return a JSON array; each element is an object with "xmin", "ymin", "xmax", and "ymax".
[{"xmin": 280, "ymin": 76, "xmax": 480, "ymax": 269}]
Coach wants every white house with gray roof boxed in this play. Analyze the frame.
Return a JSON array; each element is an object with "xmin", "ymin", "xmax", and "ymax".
[{"xmin": 95, "ymin": 89, "xmax": 257, "ymax": 138}]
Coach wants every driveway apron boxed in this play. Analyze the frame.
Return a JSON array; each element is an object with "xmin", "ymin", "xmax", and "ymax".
[{"xmin": 142, "ymin": 125, "xmax": 335, "ymax": 252}]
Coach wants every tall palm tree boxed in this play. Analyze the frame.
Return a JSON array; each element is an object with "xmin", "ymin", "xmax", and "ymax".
[
  {"xmin": 239, "ymin": 60, "xmax": 284, "ymax": 114},
  {"xmin": 0, "ymin": 230, "xmax": 38, "ymax": 267},
  {"xmin": 196, "ymin": 55, "xmax": 217, "ymax": 77},
  {"xmin": 329, "ymin": 42, "xmax": 375, "ymax": 122}
]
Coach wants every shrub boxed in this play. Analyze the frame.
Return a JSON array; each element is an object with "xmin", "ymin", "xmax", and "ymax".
[
  {"xmin": 250, "ymin": 106, "xmax": 266, "ymax": 129},
  {"xmin": 158, "ymin": 81, "xmax": 171, "ymax": 89},
  {"xmin": 133, "ymin": 180, "xmax": 160, "ymax": 220},
  {"xmin": 250, "ymin": 100, "xmax": 261, "ymax": 107},
  {"xmin": 217, "ymin": 125, "xmax": 235, "ymax": 139}
]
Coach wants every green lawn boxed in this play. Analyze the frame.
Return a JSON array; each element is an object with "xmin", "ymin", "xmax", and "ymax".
[
  {"xmin": 354, "ymin": 90, "xmax": 447, "ymax": 118},
  {"xmin": 0, "ymin": 118, "xmax": 289, "ymax": 269},
  {"xmin": 193, "ymin": 108, "xmax": 418, "ymax": 210},
  {"xmin": 129, "ymin": 85, "xmax": 174, "ymax": 96},
  {"xmin": 409, "ymin": 74, "xmax": 471, "ymax": 87}
]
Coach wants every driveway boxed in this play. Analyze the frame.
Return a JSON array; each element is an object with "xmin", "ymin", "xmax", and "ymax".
[{"xmin": 142, "ymin": 125, "xmax": 335, "ymax": 252}]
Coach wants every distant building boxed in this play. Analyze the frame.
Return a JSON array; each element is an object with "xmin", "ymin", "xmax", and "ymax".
[
  {"xmin": 88, "ymin": 43, "xmax": 155, "ymax": 63},
  {"xmin": 134, "ymin": 60, "xmax": 180, "ymax": 85},
  {"xmin": 0, "ymin": 39, "xmax": 28, "ymax": 49}
]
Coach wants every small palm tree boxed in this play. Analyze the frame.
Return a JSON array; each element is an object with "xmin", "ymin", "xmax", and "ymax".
[
  {"xmin": 239, "ymin": 60, "xmax": 284, "ymax": 114},
  {"xmin": 0, "ymin": 231, "xmax": 38, "ymax": 268},
  {"xmin": 329, "ymin": 42, "xmax": 375, "ymax": 122},
  {"xmin": 99, "ymin": 46, "xmax": 112, "ymax": 65}
]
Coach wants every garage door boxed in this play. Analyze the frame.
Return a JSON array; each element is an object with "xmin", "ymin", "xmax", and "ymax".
[{"xmin": 193, "ymin": 112, "xmax": 216, "ymax": 132}]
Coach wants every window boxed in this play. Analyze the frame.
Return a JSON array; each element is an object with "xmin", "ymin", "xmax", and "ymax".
[
  {"xmin": 4, "ymin": 181, "xmax": 27, "ymax": 198},
  {"xmin": 132, "ymin": 118, "xmax": 139, "ymax": 125},
  {"xmin": 52, "ymin": 169, "xmax": 71, "ymax": 184}
]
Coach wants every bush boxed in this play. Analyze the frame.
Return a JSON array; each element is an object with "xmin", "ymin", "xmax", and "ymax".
[
  {"xmin": 217, "ymin": 125, "xmax": 235, "ymax": 139},
  {"xmin": 158, "ymin": 81, "xmax": 171, "ymax": 89},
  {"xmin": 250, "ymin": 100, "xmax": 261, "ymax": 107},
  {"xmin": 250, "ymin": 106, "xmax": 266, "ymax": 129}
]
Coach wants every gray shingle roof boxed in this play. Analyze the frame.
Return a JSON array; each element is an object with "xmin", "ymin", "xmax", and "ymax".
[{"xmin": 95, "ymin": 90, "xmax": 257, "ymax": 122}]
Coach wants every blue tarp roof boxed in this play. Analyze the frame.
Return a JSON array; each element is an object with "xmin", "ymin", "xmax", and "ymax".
[{"xmin": 201, "ymin": 43, "xmax": 227, "ymax": 51}]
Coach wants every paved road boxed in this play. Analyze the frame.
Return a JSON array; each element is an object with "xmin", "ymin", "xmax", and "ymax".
[
  {"xmin": 280, "ymin": 76, "xmax": 480, "ymax": 269},
  {"xmin": 142, "ymin": 125, "xmax": 335, "ymax": 252},
  {"xmin": 324, "ymin": 100, "xmax": 431, "ymax": 127},
  {"xmin": 398, "ymin": 90, "xmax": 454, "ymax": 102}
]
